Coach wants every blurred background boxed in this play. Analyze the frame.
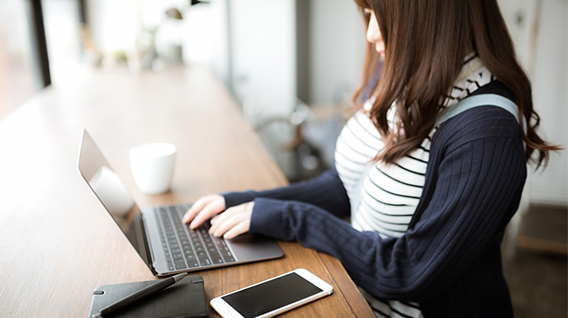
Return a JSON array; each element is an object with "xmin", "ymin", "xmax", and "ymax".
[{"xmin": 0, "ymin": 0, "xmax": 566, "ymax": 316}]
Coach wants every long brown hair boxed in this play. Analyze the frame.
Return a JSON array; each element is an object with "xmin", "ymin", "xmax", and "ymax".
[{"xmin": 352, "ymin": 0, "xmax": 560, "ymax": 167}]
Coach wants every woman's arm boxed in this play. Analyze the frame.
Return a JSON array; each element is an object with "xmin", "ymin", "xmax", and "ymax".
[
  {"xmin": 223, "ymin": 168, "xmax": 351, "ymax": 219},
  {"xmin": 183, "ymin": 167, "xmax": 350, "ymax": 229}
]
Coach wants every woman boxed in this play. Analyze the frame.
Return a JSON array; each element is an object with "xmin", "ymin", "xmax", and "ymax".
[{"xmin": 183, "ymin": 0, "xmax": 560, "ymax": 317}]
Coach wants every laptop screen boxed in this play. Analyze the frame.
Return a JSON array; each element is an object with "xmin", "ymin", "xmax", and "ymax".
[{"xmin": 78, "ymin": 130, "xmax": 144, "ymax": 246}]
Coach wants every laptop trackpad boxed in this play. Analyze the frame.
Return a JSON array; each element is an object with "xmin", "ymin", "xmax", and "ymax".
[{"xmin": 227, "ymin": 233, "xmax": 284, "ymax": 261}]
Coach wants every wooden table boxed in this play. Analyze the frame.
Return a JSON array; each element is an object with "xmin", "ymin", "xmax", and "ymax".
[{"xmin": 0, "ymin": 65, "xmax": 373, "ymax": 317}]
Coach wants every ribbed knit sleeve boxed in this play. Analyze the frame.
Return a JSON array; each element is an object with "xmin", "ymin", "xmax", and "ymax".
[
  {"xmin": 248, "ymin": 107, "xmax": 526, "ymax": 317},
  {"xmin": 223, "ymin": 168, "xmax": 350, "ymax": 219}
]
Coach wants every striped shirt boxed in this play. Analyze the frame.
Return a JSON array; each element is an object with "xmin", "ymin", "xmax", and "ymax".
[{"xmin": 334, "ymin": 56, "xmax": 494, "ymax": 318}]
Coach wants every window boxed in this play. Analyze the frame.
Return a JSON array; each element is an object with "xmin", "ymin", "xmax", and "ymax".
[{"xmin": 0, "ymin": 0, "xmax": 47, "ymax": 118}]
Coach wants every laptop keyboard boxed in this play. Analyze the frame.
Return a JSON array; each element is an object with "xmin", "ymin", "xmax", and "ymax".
[{"xmin": 154, "ymin": 204, "xmax": 236, "ymax": 271}]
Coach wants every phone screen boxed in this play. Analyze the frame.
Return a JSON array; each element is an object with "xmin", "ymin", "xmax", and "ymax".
[{"xmin": 221, "ymin": 272, "xmax": 323, "ymax": 318}]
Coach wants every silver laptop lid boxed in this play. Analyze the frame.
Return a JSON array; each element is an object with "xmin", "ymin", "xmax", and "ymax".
[{"xmin": 77, "ymin": 129, "xmax": 154, "ymax": 272}]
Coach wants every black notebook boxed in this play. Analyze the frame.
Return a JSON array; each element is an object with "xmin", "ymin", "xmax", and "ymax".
[{"xmin": 88, "ymin": 275, "xmax": 208, "ymax": 318}]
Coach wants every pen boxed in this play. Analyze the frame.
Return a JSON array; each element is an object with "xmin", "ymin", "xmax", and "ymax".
[{"xmin": 92, "ymin": 272, "xmax": 188, "ymax": 318}]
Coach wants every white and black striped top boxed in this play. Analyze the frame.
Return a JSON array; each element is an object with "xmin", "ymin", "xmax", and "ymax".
[{"xmin": 334, "ymin": 56, "xmax": 494, "ymax": 318}]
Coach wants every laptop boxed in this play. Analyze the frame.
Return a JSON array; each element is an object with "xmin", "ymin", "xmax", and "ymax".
[{"xmin": 78, "ymin": 129, "xmax": 283, "ymax": 277}]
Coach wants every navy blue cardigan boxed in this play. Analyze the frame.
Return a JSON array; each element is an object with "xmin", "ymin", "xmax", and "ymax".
[{"xmin": 223, "ymin": 82, "xmax": 526, "ymax": 317}]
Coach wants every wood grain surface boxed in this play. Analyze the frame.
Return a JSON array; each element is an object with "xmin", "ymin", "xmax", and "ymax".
[{"xmin": 0, "ymin": 65, "xmax": 373, "ymax": 318}]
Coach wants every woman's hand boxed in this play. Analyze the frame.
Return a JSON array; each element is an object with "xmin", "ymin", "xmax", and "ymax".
[
  {"xmin": 182, "ymin": 194, "xmax": 226, "ymax": 229},
  {"xmin": 182, "ymin": 194, "xmax": 254, "ymax": 239},
  {"xmin": 209, "ymin": 202, "xmax": 254, "ymax": 239}
]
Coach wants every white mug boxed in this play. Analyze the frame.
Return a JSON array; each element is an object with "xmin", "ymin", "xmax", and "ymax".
[{"xmin": 130, "ymin": 142, "xmax": 176, "ymax": 195}]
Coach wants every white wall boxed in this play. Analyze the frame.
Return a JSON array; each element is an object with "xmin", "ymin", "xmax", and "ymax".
[
  {"xmin": 87, "ymin": 0, "xmax": 138, "ymax": 52},
  {"xmin": 208, "ymin": 0, "xmax": 230, "ymax": 85},
  {"xmin": 498, "ymin": 0, "xmax": 539, "ymax": 74},
  {"xmin": 499, "ymin": 0, "xmax": 567, "ymax": 206},
  {"xmin": 229, "ymin": 0, "xmax": 297, "ymax": 117},
  {"xmin": 225, "ymin": 0, "xmax": 366, "ymax": 111},
  {"xmin": 308, "ymin": 0, "xmax": 365, "ymax": 104},
  {"xmin": 528, "ymin": 0, "xmax": 568, "ymax": 205}
]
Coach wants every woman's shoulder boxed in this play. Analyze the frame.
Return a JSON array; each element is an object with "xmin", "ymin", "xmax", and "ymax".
[{"xmin": 433, "ymin": 81, "xmax": 524, "ymax": 150}]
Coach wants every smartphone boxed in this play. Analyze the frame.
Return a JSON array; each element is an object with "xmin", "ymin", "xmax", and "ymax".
[{"xmin": 210, "ymin": 268, "xmax": 334, "ymax": 318}]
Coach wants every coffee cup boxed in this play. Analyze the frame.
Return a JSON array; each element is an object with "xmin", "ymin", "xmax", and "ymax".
[{"xmin": 130, "ymin": 142, "xmax": 176, "ymax": 195}]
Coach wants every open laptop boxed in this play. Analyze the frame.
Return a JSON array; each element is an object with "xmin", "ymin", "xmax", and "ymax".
[{"xmin": 78, "ymin": 129, "xmax": 283, "ymax": 277}]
